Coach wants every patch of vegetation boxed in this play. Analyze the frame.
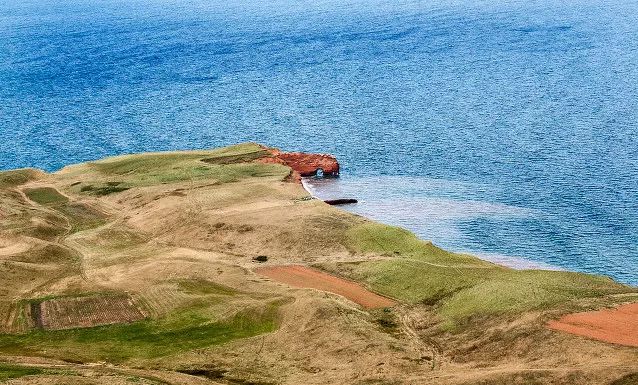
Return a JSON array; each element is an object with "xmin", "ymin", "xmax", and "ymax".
[
  {"xmin": 79, "ymin": 143, "xmax": 290, "ymax": 188},
  {"xmin": 611, "ymin": 373, "xmax": 638, "ymax": 385},
  {"xmin": 88, "ymin": 143, "xmax": 262, "ymax": 176},
  {"xmin": 344, "ymin": 222, "xmax": 486, "ymax": 266},
  {"xmin": 324, "ymin": 259, "xmax": 634, "ymax": 330},
  {"xmin": 177, "ymin": 367, "xmax": 228, "ymax": 380},
  {"xmin": 339, "ymin": 208, "xmax": 637, "ymax": 329},
  {"xmin": 439, "ymin": 270, "xmax": 632, "ymax": 326},
  {"xmin": 79, "ymin": 183, "xmax": 131, "ymax": 196},
  {"xmin": 457, "ymin": 371, "xmax": 553, "ymax": 385},
  {"xmin": 175, "ymin": 279, "xmax": 237, "ymax": 296},
  {"xmin": 0, "ymin": 363, "xmax": 43, "ymax": 381},
  {"xmin": 0, "ymin": 169, "xmax": 43, "ymax": 188},
  {"xmin": 10, "ymin": 244, "xmax": 76, "ymax": 265},
  {"xmin": 372, "ymin": 308, "xmax": 399, "ymax": 333},
  {"xmin": 22, "ymin": 226, "xmax": 63, "ymax": 242},
  {"xmin": 23, "ymin": 187, "xmax": 68, "ymax": 205},
  {"xmin": 90, "ymin": 153, "xmax": 208, "ymax": 176},
  {"xmin": 0, "ymin": 364, "xmax": 86, "ymax": 383},
  {"xmin": 328, "ymin": 260, "xmax": 481, "ymax": 305},
  {"xmin": 0, "ymin": 301, "xmax": 282, "ymax": 363},
  {"xmin": 84, "ymin": 162, "xmax": 287, "ymax": 189},
  {"xmin": 201, "ymin": 149, "xmax": 270, "ymax": 165},
  {"xmin": 54, "ymin": 202, "xmax": 108, "ymax": 232}
]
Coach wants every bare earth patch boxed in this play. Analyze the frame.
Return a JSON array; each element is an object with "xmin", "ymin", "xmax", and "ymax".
[
  {"xmin": 35, "ymin": 295, "xmax": 146, "ymax": 330},
  {"xmin": 255, "ymin": 265, "xmax": 395, "ymax": 309},
  {"xmin": 547, "ymin": 303, "xmax": 638, "ymax": 347}
]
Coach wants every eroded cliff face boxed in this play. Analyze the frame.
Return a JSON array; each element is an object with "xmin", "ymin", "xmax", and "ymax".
[
  {"xmin": 273, "ymin": 151, "xmax": 339, "ymax": 177},
  {"xmin": 259, "ymin": 147, "xmax": 340, "ymax": 181}
]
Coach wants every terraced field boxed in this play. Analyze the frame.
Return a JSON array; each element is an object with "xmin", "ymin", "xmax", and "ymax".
[
  {"xmin": 35, "ymin": 294, "xmax": 146, "ymax": 330},
  {"xmin": 0, "ymin": 302, "xmax": 33, "ymax": 334},
  {"xmin": 134, "ymin": 286, "xmax": 196, "ymax": 318}
]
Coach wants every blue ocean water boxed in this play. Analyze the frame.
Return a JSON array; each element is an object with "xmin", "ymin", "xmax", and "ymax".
[{"xmin": 1, "ymin": 0, "xmax": 637, "ymax": 284}]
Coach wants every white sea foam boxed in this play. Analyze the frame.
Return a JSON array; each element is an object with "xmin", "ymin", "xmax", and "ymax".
[
  {"xmin": 469, "ymin": 251, "xmax": 563, "ymax": 271},
  {"xmin": 303, "ymin": 175, "xmax": 562, "ymax": 271}
]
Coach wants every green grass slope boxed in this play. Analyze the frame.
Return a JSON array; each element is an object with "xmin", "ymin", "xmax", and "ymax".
[
  {"xmin": 0, "ymin": 363, "xmax": 43, "ymax": 381},
  {"xmin": 326, "ymin": 222, "xmax": 635, "ymax": 329},
  {"xmin": 60, "ymin": 143, "xmax": 290, "ymax": 195},
  {"xmin": 0, "ymin": 303, "xmax": 281, "ymax": 364}
]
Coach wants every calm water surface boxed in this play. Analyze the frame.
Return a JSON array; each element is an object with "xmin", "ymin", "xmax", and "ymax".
[{"xmin": 1, "ymin": 0, "xmax": 637, "ymax": 284}]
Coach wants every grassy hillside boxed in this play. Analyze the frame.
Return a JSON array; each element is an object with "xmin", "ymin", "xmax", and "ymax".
[
  {"xmin": 0, "ymin": 143, "xmax": 635, "ymax": 385},
  {"xmin": 60, "ymin": 143, "xmax": 290, "ymax": 195},
  {"xmin": 319, "ymin": 222, "xmax": 634, "ymax": 329}
]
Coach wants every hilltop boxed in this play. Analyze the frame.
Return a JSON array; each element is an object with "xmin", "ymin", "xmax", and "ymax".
[{"xmin": 0, "ymin": 143, "xmax": 636, "ymax": 385}]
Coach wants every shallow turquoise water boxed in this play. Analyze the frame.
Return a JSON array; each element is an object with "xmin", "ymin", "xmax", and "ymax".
[{"xmin": 1, "ymin": 0, "xmax": 637, "ymax": 284}]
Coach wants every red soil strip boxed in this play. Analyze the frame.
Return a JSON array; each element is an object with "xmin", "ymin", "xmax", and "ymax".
[
  {"xmin": 547, "ymin": 303, "xmax": 638, "ymax": 347},
  {"xmin": 256, "ymin": 265, "xmax": 395, "ymax": 309}
]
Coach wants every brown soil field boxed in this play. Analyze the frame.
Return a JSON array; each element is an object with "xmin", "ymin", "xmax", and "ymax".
[
  {"xmin": 255, "ymin": 265, "xmax": 396, "ymax": 309},
  {"xmin": 37, "ymin": 295, "xmax": 146, "ymax": 330},
  {"xmin": 547, "ymin": 303, "xmax": 638, "ymax": 347}
]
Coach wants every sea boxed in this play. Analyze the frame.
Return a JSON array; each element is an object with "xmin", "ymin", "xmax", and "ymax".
[{"xmin": 1, "ymin": 0, "xmax": 636, "ymax": 285}]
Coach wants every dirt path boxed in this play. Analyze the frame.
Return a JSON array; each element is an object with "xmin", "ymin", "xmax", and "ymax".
[
  {"xmin": 255, "ymin": 265, "xmax": 395, "ymax": 309},
  {"xmin": 395, "ymin": 308, "xmax": 443, "ymax": 369},
  {"xmin": 547, "ymin": 303, "xmax": 638, "ymax": 347}
]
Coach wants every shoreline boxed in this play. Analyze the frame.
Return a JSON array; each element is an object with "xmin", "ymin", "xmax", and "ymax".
[{"xmin": 302, "ymin": 176, "xmax": 566, "ymax": 273}]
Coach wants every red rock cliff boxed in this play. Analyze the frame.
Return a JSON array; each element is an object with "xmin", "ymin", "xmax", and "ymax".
[
  {"xmin": 259, "ymin": 148, "xmax": 340, "ymax": 180},
  {"xmin": 274, "ymin": 151, "xmax": 339, "ymax": 177}
]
